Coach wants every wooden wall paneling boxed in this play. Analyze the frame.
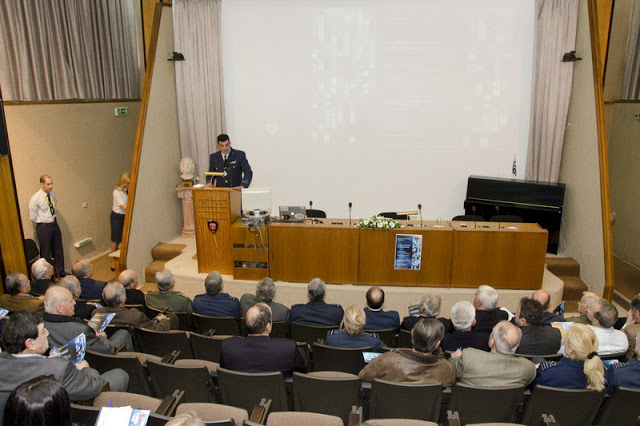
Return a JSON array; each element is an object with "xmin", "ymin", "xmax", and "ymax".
[
  {"xmin": 450, "ymin": 222, "xmax": 547, "ymax": 289},
  {"xmin": 0, "ymin": 155, "xmax": 27, "ymax": 280},
  {"xmin": 269, "ymin": 221, "xmax": 359, "ymax": 284},
  {"xmin": 358, "ymin": 222, "xmax": 454, "ymax": 287},
  {"xmin": 232, "ymin": 222, "xmax": 269, "ymax": 280}
]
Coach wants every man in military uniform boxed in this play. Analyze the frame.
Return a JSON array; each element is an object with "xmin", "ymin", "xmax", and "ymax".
[
  {"xmin": 192, "ymin": 271, "xmax": 241, "ymax": 319},
  {"xmin": 290, "ymin": 278, "xmax": 343, "ymax": 326},
  {"xmin": 207, "ymin": 134, "xmax": 253, "ymax": 188},
  {"xmin": 145, "ymin": 269, "xmax": 193, "ymax": 314}
]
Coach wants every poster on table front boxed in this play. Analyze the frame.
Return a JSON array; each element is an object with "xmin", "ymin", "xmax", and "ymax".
[{"xmin": 394, "ymin": 234, "xmax": 422, "ymax": 270}]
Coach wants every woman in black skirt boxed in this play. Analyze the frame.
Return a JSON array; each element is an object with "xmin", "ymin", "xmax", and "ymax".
[{"xmin": 110, "ymin": 172, "xmax": 130, "ymax": 270}]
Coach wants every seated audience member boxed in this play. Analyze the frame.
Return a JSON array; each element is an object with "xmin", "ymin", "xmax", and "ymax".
[
  {"xmin": 564, "ymin": 291, "xmax": 599, "ymax": 325},
  {"xmin": 118, "ymin": 269, "xmax": 146, "ymax": 307},
  {"xmin": 472, "ymin": 285, "xmax": 509, "ymax": 333},
  {"xmin": 363, "ymin": 286, "xmax": 400, "ymax": 331},
  {"xmin": 449, "ymin": 321, "xmax": 536, "ymax": 387},
  {"xmin": 605, "ymin": 333, "xmax": 640, "ymax": 394},
  {"xmin": 0, "ymin": 311, "xmax": 128, "ymax": 406},
  {"xmin": 515, "ymin": 297, "xmax": 561, "ymax": 355},
  {"xmin": 532, "ymin": 289, "xmax": 564, "ymax": 325},
  {"xmin": 43, "ymin": 286, "xmax": 133, "ymax": 353},
  {"xmin": 531, "ymin": 323, "xmax": 604, "ymax": 390},
  {"xmin": 290, "ymin": 278, "xmax": 344, "ymax": 326},
  {"xmin": 401, "ymin": 293, "xmax": 452, "ymax": 333},
  {"xmin": 587, "ymin": 298, "xmax": 628, "ymax": 355},
  {"xmin": 93, "ymin": 282, "xmax": 176, "ymax": 330},
  {"xmin": 358, "ymin": 318, "xmax": 455, "ymax": 386},
  {"xmin": 165, "ymin": 410, "xmax": 206, "ymax": 426},
  {"xmin": 192, "ymin": 271, "xmax": 241, "ymax": 319},
  {"xmin": 145, "ymin": 269, "xmax": 193, "ymax": 314},
  {"xmin": 71, "ymin": 259, "xmax": 106, "ymax": 301},
  {"xmin": 240, "ymin": 277, "xmax": 290, "ymax": 322},
  {"xmin": 622, "ymin": 294, "xmax": 640, "ymax": 359},
  {"xmin": 220, "ymin": 303, "xmax": 308, "ymax": 376},
  {"xmin": 0, "ymin": 272, "xmax": 44, "ymax": 313},
  {"xmin": 57, "ymin": 275, "xmax": 96, "ymax": 320},
  {"xmin": 30, "ymin": 258, "xmax": 55, "ymax": 296},
  {"xmin": 3, "ymin": 375, "xmax": 72, "ymax": 426},
  {"xmin": 325, "ymin": 305, "xmax": 383, "ymax": 351},
  {"xmin": 441, "ymin": 301, "xmax": 490, "ymax": 352}
]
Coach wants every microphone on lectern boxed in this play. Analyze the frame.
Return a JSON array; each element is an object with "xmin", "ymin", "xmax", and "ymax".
[
  {"xmin": 348, "ymin": 202, "xmax": 353, "ymax": 226},
  {"xmin": 418, "ymin": 204, "xmax": 423, "ymax": 227}
]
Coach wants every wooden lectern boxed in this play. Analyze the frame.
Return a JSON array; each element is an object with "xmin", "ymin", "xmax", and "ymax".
[{"xmin": 192, "ymin": 188, "xmax": 241, "ymax": 274}]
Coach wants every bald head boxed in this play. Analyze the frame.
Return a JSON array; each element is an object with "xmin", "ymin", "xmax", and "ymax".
[
  {"xmin": 5, "ymin": 272, "xmax": 30, "ymax": 296},
  {"xmin": 490, "ymin": 321, "xmax": 522, "ymax": 355},
  {"xmin": 72, "ymin": 259, "xmax": 92, "ymax": 279},
  {"xmin": 118, "ymin": 269, "xmax": 139, "ymax": 289},
  {"xmin": 32, "ymin": 258, "xmax": 54, "ymax": 280},
  {"xmin": 44, "ymin": 286, "xmax": 75, "ymax": 316},
  {"xmin": 245, "ymin": 302, "xmax": 272, "ymax": 335},
  {"xmin": 532, "ymin": 289, "xmax": 551, "ymax": 311},
  {"xmin": 103, "ymin": 282, "xmax": 127, "ymax": 307},
  {"xmin": 366, "ymin": 286, "xmax": 385, "ymax": 310}
]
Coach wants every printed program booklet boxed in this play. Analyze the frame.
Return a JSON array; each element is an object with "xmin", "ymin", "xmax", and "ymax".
[
  {"xmin": 88, "ymin": 312, "xmax": 116, "ymax": 333},
  {"xmin": 50, "ymin": 333, "xmax": 86, "ymax": 364}
]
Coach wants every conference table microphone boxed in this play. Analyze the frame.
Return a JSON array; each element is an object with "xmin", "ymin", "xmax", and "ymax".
[
  {"xmin": 418, "ymin": 204, "xmax": 423, "ymax": 227},
  {"xmin": 348, "ymin": 202, "xmax": 352, "ymax": 226},
  {"xmin": 309, "ymin": 200, "xmax": 314, "ymax": 225},
  {"xmin": 472, "ymin": 205, "xmax": 477, "ymax": 229},
  {"xmin": 495, "ymin": 205, "xmax": 500, "ymax": 229}
]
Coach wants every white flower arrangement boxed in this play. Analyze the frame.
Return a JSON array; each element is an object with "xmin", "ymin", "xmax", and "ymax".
[{"xmin": 357, "ymin": 215, "xmax": 403, "ymax": 230}]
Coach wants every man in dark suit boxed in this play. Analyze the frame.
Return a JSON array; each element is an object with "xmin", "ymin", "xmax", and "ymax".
[
  {"xmin": 441, "ymin": 301, "xmax": 490, "ymax": 352},
  {"xmin": 290, "ymin": 278, "xmax": 343, "ymax": 326},
  {"xmin": 220, "ymin": 303, "xmax": 307, "ymax": 376},
  {"xmin": 57, "ymin": 275, "xmax": 97, "ymax": 320},
  {"xmin": 472, "ymin": 285, "xmax": 509, "ymax": 333},
  {"xmin": 514, "ymin": 297, "xmax": 561, "ymax": 355},
  {"xmin": 192, "ymin": 271, "xmax": 241, "ymax": 319},
  {"xmin": 401, "ymin": 293, "xmax": 452, "ymax": 333},
  {"xmin": 207, "ymin": 133, "xmax": 253, "ymax": 188},
  {"xmin": 118, "ymin": 269, "xmax": 146, "ymax": 307},
  {"xmin": 72, "ymin": 259, "xmax": 106, "ymax": 301},
  {"xmin": 0, "ymin": 311, "xmax": 128, "ymax": 411},
  {"xmin": 363, "ymin": 286, "xmax": 400, "ymax": 331},
  {"xmin": 240, "ymin": 277, "xmax": 290, "ymax": 323}
]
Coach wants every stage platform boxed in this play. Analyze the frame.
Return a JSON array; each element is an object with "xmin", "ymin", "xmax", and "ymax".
[{"xmin": 159, "ymin": 236, "xmax": 565, "ymax": 316}]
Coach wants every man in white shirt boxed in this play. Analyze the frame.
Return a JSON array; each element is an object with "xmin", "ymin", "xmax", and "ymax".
[
  {"xmin": 29, "ymin": 175, "xmax": 65, "ymax": 275},
  {"xmin": 587, "ymin": 298, "xmax": 628, "ymax": 356}
]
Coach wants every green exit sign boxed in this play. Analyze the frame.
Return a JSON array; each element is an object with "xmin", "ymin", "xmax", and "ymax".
[{"xmin": 115, "ymin": 107, "xmax": 129, "ymax": 116}]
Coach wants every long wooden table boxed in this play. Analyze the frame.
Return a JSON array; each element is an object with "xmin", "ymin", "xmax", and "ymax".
[{"xmin": 251, "ymin": 218, "xmax": 547, "ymax": 289}]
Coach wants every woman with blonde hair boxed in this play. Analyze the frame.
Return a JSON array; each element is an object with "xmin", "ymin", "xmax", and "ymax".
[
  {"xmin": 110, "ymin": 172, "xmax": 130, "ymax": 270},
  {"xmin": 325, "ymin": 305, "xmax": 383, "ymax": 351},
  {"xmin": 531, "ymin": 323, "xmax": 605, "ymax": 391}
]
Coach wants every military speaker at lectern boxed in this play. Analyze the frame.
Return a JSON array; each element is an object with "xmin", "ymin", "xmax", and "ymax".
[{"xmin": 206, "ymin": 133, "xmax": 253, "ymax": 189}]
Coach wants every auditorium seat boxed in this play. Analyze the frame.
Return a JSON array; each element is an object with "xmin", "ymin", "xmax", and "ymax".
[
  {"xmin": 366, "ymin": 420, "xmax": 438, "ymax": 426},
  {"xmin": 147, "ymin": 360, "xmax": 217, "ymax": 403},
  {"xmin": 192, "ymin": 313, "xmax": 240, "ymax": 335},
  {"xmin": 189, "ymin": 332, "xmax": 231, "ymax": 363},
  {"xmin": 291, "ymin": 322, "xmax": 337, "ymax": 346},
  {"xmin": 370, "ymin": 378, "xmax": 442, "ymax": 422},
  {"xmin": 306, "ymin": 209, "xmax": 327, "ymax": 218},
  {"xmin": 489, "ymin": 215, "xmax": 523, "ymax": 223},
  {"xmin": 447, "ymin": 383, "xmax": 524, "ymax": 425},
  {"xmin": 451, "ymin": 215, "xmax": 484, "ymax": 222},
  {"xmin": 270, "ymin": 321, "xmax": 289, "ymax": 338},
  {"xmin": 364, "ymin": 328, "xmax": 396, "ymax": 347},
  {"xmin": 396, "ymin": 329, "xmax": 412, "ymax": 348},
  {"xmin": 520, "ymin": 385, "xmax": 603, "ymax": 426},
  {"xmin": 147, "ymin": 306, "xmax": 192, "ymax": 330},
  {"xmin": 135, "ymin": 328, "xmax": 194, "ymax": 359},
  {"xmin": 93, "ymin": 391, "xmax": 162, "ymax": 411},
  {"xmin": 84, "ymin": 350, "xmax": 155, "ymax": 396},
  {"xmin": 514, "ymin": 353, "xmax": 563, "ymax": 362},
  {"xmin": 595, "ymin": 386, "xmax": 640, "ymax": 425},
  {"xmin": 312, "ymin": 343, "xmax": 371, "ymax": 375},
  {"xmin": 70, "ymin": 403, "xmax": 102, "ymax": 426},
  {"xmin": 217, "ymin": 367, "xmax": 289, "ymax": 413},
  {"xmin": 267, "ymin": 411, "xmax": 342, "ymax": 425},
  {"xmin": 292, "ymin": 371, "xmax": 361, "ymax": 425},
  {"xmin": 176, "ymin": 402, "xmax": 248, "ymax": 424}
]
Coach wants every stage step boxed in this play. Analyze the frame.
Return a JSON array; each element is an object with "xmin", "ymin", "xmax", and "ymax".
[
  {"xmin": 546, "ymin": 257, "xmax": 580, "ymax": 278},
  {"xmin": 143, "ymin": 242, "xmax": 186, "ymax": 283}
]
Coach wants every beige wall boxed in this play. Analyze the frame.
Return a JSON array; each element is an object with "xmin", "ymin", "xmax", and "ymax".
[
  {"xmin": 5, "ymin": 101, "xmax": 140, "ymax": 272},
  {"xmin": 126, "ymin": 4, "xmax": 183, "ymax": 280},
  {"xmin": 558, "ymin": 0, "xmax": 606, "ymax": 295},
  {"xmin": 609, "ymin": 102, "xmax": 640, "ymax": 265}
]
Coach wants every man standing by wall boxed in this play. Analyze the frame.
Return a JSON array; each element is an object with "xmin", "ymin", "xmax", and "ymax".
[{"xmin": 29, "ymin": 174, "xmax": 65, "ymax": 275}]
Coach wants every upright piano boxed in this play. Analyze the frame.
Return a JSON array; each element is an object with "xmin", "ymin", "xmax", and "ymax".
[{"xmin": 463, "ymin": 176, "xmax": 565, "ymax": 253}]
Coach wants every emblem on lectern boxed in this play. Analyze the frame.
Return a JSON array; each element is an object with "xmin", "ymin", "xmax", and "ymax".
[{"xmin": 208, "ymin": 220, "xmax": 218, "ymax": 234}]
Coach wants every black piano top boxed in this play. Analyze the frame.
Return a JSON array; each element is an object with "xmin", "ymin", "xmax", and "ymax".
[{"xmin": 466, "ymin": 175, "xmax": 565, "ymax": 210}]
